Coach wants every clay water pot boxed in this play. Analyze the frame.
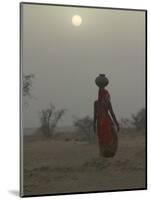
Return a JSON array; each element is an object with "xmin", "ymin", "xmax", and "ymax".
[{"xmin": 95, "ymin": 74, "xmax": 109, "ymax": 87}]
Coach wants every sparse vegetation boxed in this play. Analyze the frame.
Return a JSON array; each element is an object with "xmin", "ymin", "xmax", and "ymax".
[
  {"xmin": 73, "ymin": 116, "xmax": 95, "ymax": 143},
  {"xmin": 39, "ymin": 103, "xmax": 66, "ymax": 137},
  {"xmin": 24, "ymin": 129, "xmax": 146, "ymax": 195},
  {"xmin": 120, "ymin": 108, "xmax": 146, "ymax": 132},
  {"xmin": 131, "ymin": 108, "xmax": 146, "ymax": 130},
  {"xmin": 23, "ymin": 74, "xmax": 34, "ymax": 97}
]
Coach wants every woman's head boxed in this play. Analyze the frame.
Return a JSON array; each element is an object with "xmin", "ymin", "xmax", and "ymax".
[{"xmin": 95, "ymin": 74, "xmax": 109, "ymax": 88}]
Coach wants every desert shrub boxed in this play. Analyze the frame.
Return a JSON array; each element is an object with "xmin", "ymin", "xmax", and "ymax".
[
  {"xmin": 23, "ymin": 74, "xmax": 34, "ymax": 97},
  {"xmin": 39, "ymin": 103, "xmax": 66, "ymax": 137},
  {"xmin": 131, "ymin": 108, "xmax": 146, "ymax": 130},
  {"xmin": 73, "ymin": 116, "xmax": 95, "ymax": 143}
]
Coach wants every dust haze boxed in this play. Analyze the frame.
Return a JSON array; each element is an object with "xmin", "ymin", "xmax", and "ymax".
[{"xmin": 22, "ymin": 4, "xmax": 145, "ymax": 128}]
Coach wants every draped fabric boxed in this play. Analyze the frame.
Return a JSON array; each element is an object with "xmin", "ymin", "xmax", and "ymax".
[{"xmin": 96, "ymin": 88, "xmax": 113, "ymax": 145}]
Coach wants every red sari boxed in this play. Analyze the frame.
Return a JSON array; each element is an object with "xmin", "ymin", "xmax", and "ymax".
[{"xmin": 96, "ymin": 88, "xmax": 113, "ymax": 145}]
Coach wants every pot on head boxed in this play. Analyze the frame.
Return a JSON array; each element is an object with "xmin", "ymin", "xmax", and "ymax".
[{"xmin": 95, "ymin": 74, "xmax": 109, "ymax": 88}]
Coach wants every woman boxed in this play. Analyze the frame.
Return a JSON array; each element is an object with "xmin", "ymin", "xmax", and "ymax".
[{"xmin": 93, "ymin": 74, "xmax": 119, "ymax": 157}]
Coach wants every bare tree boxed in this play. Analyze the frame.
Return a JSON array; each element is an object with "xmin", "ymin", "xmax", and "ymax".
[
  {"xmin": 40, "ymin": 103, "xmax": 66, "ymax": 137},
  {"xmin": 23, "ymin": 74, "xmax": 34, "ymax": 97},
  {"xmin": 73, "ymin": 116, "xmax": 94, "ymax": 142},
  {"xmin": 120, "ymin": 118, "xmax": 132, "ymax": 129},
  {"xmin": 120, "ymin": 108, "xmax": 146, "ymax": 132},
  {"xmin": 131, "ymin": 108, "xmax": 146, "ymax": 130}
]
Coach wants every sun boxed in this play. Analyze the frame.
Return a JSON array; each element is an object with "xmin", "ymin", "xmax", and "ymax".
[{"xmin": 72, "ymin": 15, "xmax": 82, "ymax": 26}]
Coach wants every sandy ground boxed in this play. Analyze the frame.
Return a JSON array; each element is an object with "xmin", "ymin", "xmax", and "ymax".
[{"xmin": 23, "ymin": 131, "xmax": 146, "ymax": 196}]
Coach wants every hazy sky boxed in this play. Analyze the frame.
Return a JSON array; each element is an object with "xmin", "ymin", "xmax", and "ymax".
[{"xmin": 21, "ymin": 4, "xmax": 146, "ymax": 128}]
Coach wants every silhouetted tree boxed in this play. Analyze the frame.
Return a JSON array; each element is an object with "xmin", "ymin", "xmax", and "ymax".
[
  {"xmin": 40, "ymin": 103, "xmax": 66, "ymax": 137},
  {"xmin": 120, "ymin": 118, "xmax": 132, "ymax": 129},
  {"xmin": 23, "ymin": 74, "xmax": 34, "ymax": 97},
  {"xmin": 131, "ymin": 108, "xmax": 146, "ymax": 130},
  {"xmin": 73, "ymin": 116, "xmax": 94, "ymax": 142}
]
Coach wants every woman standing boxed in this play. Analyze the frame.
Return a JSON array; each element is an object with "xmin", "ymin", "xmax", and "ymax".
[{"xmin": 93, "ymin": 74, "xmax": 119, "ymax": 157}]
